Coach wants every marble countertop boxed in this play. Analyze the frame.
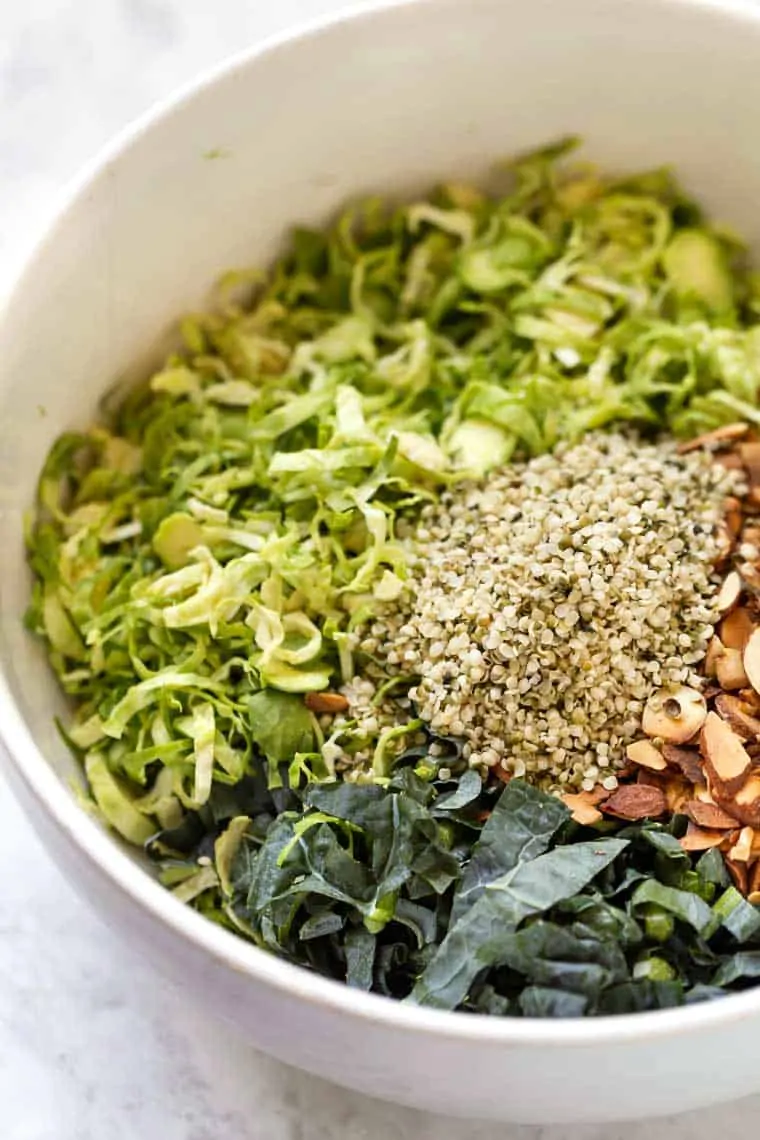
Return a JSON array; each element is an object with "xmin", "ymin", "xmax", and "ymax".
[{"xmin": 3, "ymin": 2, "xmax": 760, "ymax": 1137}]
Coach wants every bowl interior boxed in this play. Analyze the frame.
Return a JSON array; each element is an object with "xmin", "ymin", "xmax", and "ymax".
[{"xmin": 3, "ymin": 0, "xmax": 760, "ymax": 867}]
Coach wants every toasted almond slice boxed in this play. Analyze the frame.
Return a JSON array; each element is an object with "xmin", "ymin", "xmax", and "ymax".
[
  {"xmin": 678, "ymin": 423, "xmax": 749, "ymax": 453},
  {"xmin": 715, "ymin": 774, "xmax": 760, "ymax": 828},
  {"xmin": 726, "ymin": 858, "xmax": 750, "ymax": 894},
  {"xmin": 701, "ymin": 711, "xmax": 752, "ymax": 794},
  {"xmin": 740, "ymin": 441, "xmax": 760, "ymax": 485},
  {"xmin": 716, "ymin": 647, "xmax": 750, "ymax": 690},
  {"xmin": 748, "ymin": 890, "xmax": 760, "ymax": 905},
  {"xmin": 714, "ymin": 693, "xmax": 760, "ymax": 740},
  {"xmin": 741, "ymin": 562, "xmax": 760, "ymax": 592},
  {"xmin": 662, "ymin": 744, "xmax": 705, "ymax": 784},
  {"xmin": 664, "ymin": 777, "xmax": 692, "ymax": 815},
  {"xmin": 743, "ymin": 525, "xmax": 760, "ymax": 548},
  {"xmin": 704, "ymin": 636, "xmax": 725, "ymax": 678},
  {"xmin": 729, "ymin": 826, "xmax": 756, "ymax": 863},
  {"xmin": 679, "ymin": 822, "xmax": 729, "ymax": 852},
  {"xmin": 744, "ymin": 628, "xmax": 760, "ymax": 695},
  {"xmin": 739, "ymin": 687, "xmax": 760, "ymax": 711},
  {"xmin": 734, "ymin": 773, "xmax": 760, "ymax": 807},
  {"xmin": 716, "ymin": 571, "xmax": 743, "ymax": 615},
  {"xmin": 750, "ymin": 860, "xmax": 760, "ymax": 894},
  {"xmin": 642, "ymin": 686, "xmax": 707, "ymax": 744},
  {"xmin": 721, "ymin": 607, "xmax": 755, "ymax": 651},
  {"xmin": 626, "ymin": 740, "xmax": 667, "ymax": 771},
  {"xmin": 601, "ymin": 784, "xmax": 667, "ymax": 821},
  {"xmin": 304, "ymin": 691, "xmax": 350, "ymax": 714},
  {"xmin": 715, "ymin": 522, "xmax": 735, "ymax": 566},
  {"xmin": 561, "ymin": 791, "xmax": 603, "ymax": 826},
  {"xmin": 724, "ymin": 498, "xmax": 744, "ymax": 539},
  {"xmin": 684, "ymin": 799, "xmax": 739, "ymax": 830}
]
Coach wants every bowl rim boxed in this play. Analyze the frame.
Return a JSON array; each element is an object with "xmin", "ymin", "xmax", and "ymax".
[{"xmin": 5, "ymin": 0, "xmax": 760, "ymax": 1048}]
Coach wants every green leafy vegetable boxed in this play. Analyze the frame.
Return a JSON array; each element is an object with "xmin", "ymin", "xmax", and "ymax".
[
  {"xmin": 410, "ymin": 839, "xmax": 628, "ymax": 1009},
  {"xmin": 450, "ymin": 779, "xmax": 568, "ymax": 923}
]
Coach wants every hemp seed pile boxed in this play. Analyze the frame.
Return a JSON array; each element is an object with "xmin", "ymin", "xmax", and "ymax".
[{"xmin": 361, "ymin": 433, "xmax": 738, "ymax": 790}]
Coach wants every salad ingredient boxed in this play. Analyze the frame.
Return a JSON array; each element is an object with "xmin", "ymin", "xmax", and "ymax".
[
  {"xmin": 626, "ymin": 740, "xmax": 668, "ymax": 771},
  {"xmin": 600, "ymin": 784, "xmax": 667, "ymax": 820},
  {"xmin": 24, "ymin": 139, "xmax": 760, "ymax": 1017},
  {"xmin": 743, "ymin": 628, "xmax": 760, "ymax": 693},
  {"xmin": 361, "ymin": 432, "xmax": 732, "ymax": 789},
  {"xmin": 614, "ymin": 452, "xmax": 760, "ymax": 892},
  {"xmin": 716, "ymin": 571, "xmax": 742, "ymax": 614},
  {"xmin": 208, "ymin": 768, "xmax": 760, "ymax": 1014},
  {"xmin": 641, "ymin": 686, "xmax": 708, "ymax": 744}
]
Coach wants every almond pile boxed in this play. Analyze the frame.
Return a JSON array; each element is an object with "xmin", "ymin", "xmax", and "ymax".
[{"xmin": 561, "ymin": 423, "xmax": 760, "ymax": 900}]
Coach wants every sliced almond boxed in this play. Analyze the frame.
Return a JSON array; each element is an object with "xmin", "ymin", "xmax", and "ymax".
[
  {"xmin": 724, "ymin": 498, "xmax": 743, "ymax": 539},
  {"xmin": 701, "ymin": 711, "xmax": 752, "ymax": 794},
  {"xmin": 664, "ymin": 776, "xmax": 692, "ymax": 815},
  {"xmin": 749, "ymin": 861, "xmax": 760, "ymax": 895},
  {"xmin": 740, "ymin": 441, "xmax": 760, "ymax": 485},
  {"xmin": 734, "ymin": 773, "xmax": 760, "ymax": 807},
  {"xmin": 720, "ymin": 607, "xmax": 755, "ymax": 651},
  {"xmin": 739, "ymin": 687, "xmax": 760, "ymax": 711},
  {"xmin": 678, "ymin": 423, "xmax": 749, "ymax": 453},
  {"xmin": 626, "ymin": 740, "xmax": 667, "ymax": 772},
  {"xmin": 704, "ymin": 636, "xmax": 725, "ymax": 678},
  {"xmin": 601, "ymin": 784, "xmax": 667, "ymax": 820},
  {"xmin": 684, "ymin": 799, "xmax": 739, "ymax": 830},
  {"xmin": 714, "ymin": 522, "xmax": 735, "ymax": 566},
  {"xmin": 729, "ymin": 825, "xmax": 755, "ymax": 863},
  {"xmin": 743, "ymin": 525, "xmax": 760, "ymax": 548},
  {"xmin": 715, "ymin": 774, "xmax": 760, "ymax": 828},
  {"xmin": 726, "ymin": 858, "xmax": 750, "ymax": 894},
  {"xmin": 662, "ymin": 744, "xmax": 705, "ymax": 784},
  {"xmin": 740, "ymin": 562, "xmax": 760, "ymax": 592},
  {"xmin": 679, "ymin": 822, "xmax": 729, "ymax": 852},
  {"xmin": 716, "ymin": 571, "xmax": 743, "ymax": 615},
  {"xmin": 716, "ymin": 647, "xmax": 750, "ymax": 690},
  {"xmin": 743, "ymin": 628, "xmax": 760, "ymax": 695},
  {"xmin": 561, "ymin": 791, "xmax": 604, "ymax": 826},
  {"xmin": 748, "ymin": 890, "xmax": 760, "ymax": 905},
  {"xmin": 642, "ymin": 686, "xmax": 707, "ymax": 744},
  {"xmin": 304, "ymin": 691, "xmax": 350, "ymax": 714},
  {"xmin": 714, "ymin": 693, "xmax": 760, "ymax": 740}
]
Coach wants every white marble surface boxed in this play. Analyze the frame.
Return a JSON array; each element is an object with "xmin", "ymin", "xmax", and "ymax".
[{"xmin": 3, "ymin": 2, "xmax": 760, "ymax": 1137}]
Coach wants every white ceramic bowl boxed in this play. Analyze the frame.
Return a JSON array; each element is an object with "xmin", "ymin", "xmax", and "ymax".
[{"xmin": 5, "ymin": 0, "xmax": 760, "ymax": 1123}]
